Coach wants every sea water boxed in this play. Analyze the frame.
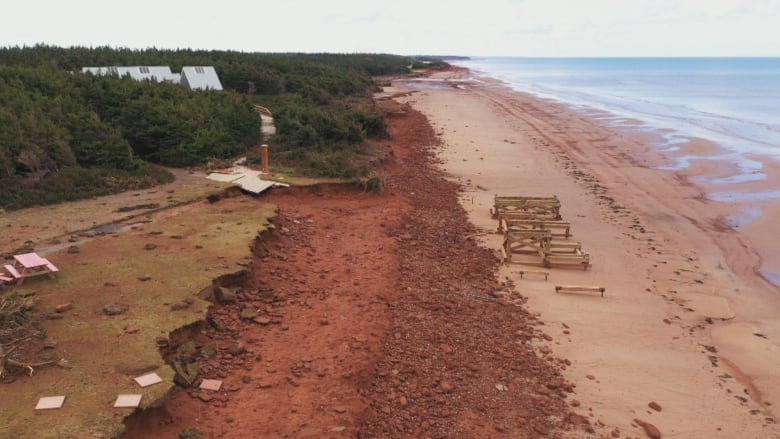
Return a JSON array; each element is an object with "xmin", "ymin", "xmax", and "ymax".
[{"xmin": 455, "ymin": 57, "xmax": 780, "ymax": 185}]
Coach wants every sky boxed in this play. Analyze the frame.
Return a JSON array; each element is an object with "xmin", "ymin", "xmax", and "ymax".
[{"xmin": 1, "ymin": 0, "xmax": 779, "ymax": 57}]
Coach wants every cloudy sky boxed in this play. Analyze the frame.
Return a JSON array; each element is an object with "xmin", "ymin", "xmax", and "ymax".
[{"xmin": 2, "ymin": 0, "xmax": 778, "ymax": 56}]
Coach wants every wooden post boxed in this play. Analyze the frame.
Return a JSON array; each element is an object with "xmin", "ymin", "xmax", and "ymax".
[{"xmin": 260, "ymin": 144, "xmax": 269, "ymax": 173}]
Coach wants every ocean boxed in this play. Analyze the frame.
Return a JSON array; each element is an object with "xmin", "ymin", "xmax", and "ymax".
[{"xmin": 455, "ymin": 57, "xmax": 780, "ymax": 185}]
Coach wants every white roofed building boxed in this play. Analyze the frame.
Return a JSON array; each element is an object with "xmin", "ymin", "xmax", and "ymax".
[
  {"xmin": 180, "ymin": 66, "xmax": 224, "ymax": 91},
  {"xmin": 82, "ymin": 66, "xmax": 181, "ymax": 84},
  {"xmin": 81, "ymin": 66, "xmax": 224, "ymax": 90}
]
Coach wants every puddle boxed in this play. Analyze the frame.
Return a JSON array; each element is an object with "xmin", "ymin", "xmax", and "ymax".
[
  {"xmin": 722, "ymin": 206, "xmax": 764, "ymax": 227},
  {"xmin": 760, "ymin": 268, "xmax": 780, "ymax": 288}
]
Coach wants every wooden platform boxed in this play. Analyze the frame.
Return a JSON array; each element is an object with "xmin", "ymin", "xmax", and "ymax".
[{"xmin": 495, "ymin": 194, "xmax": 592, "ymax": 270}]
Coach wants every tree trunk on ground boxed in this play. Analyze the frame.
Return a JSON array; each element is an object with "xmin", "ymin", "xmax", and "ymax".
[{"xmin": 0, "ymin": 344, "xmax": 58, "ymax": 380}]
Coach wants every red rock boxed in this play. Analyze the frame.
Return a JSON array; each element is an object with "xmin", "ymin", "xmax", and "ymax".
[
  {"xmin": 254, "ymin": 316, "xmax": 272, "ymax": 325},
  {"xmin": 634, "ymin": 418, "xmax": 662, "ymax": 439},
  {"xmin": 124, "ymin": 326, "xmax": 140, "ymax": 334},
  {"xmin": 536, "ymin": 385, "xmax": 551, "ymax": 396},
  {"xmin": 648, "ymin": 401, "xmax": 662, "ymax": 412},
  {"xmin": 440, "ymin": 381, "xmax": 454, "ymax": 393},
  {"xmin": 533, "ymin": 424, "xmax": 550, "ymax": 435},
  {"xmin": 55, "ymin": 303, "xmax": 73, "ymax": 313},
  {"xmin": 567, "ymin": 412, "xmax": 587, "ymax": 425}
]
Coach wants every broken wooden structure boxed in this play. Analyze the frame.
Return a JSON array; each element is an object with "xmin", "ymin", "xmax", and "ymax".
[
  {"xmin": 502, "ymin": 218, "xmax": 572, "ymax": 238},
  {"xmin": 491, "ymin": 195, "xmax": 562, "ymax": 220},
  {"xmin": 496, "ymin": 194, "xmax": 590, "ymax": 270},
  {"xmin": 501, "ymin": 229, "xmax": 551, "ymax": 264},
  {"xmin": 501, "ymin": 229, "xmax": 589, "ymax": 269}
]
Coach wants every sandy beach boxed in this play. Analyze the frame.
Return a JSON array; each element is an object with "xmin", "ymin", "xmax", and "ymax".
[{"xmin": 391, "ymin": 68, "xmax": 780, "ymax": 438}]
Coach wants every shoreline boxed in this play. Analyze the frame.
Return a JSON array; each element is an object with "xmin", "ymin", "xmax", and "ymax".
[
  {"xmin": 456, "ymin": 65, "xmax": 780, "ymax": 289},
  {"xmin": 391, "ymin": 68, "xmax": 780, "ymax": 437}
]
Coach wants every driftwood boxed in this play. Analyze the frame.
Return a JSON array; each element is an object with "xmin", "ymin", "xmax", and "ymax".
[
  {"xmin": 0, "ymin": 293, "xmax": 60, "ymax": 380},
  {"xmin": 0, "ymin": 343, "xmax": 59, "ymax": 379}
]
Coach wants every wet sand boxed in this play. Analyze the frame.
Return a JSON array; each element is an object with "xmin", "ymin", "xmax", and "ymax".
[{"xmin": 390, "ymin": 69, "xmax": 780, "ymax": 438}]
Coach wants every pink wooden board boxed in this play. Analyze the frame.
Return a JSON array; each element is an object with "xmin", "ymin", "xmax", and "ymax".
[
  {"xmin": 14, "ymin": 252, "xmax": 47, "ymax": 268},
  {"xmin": 36, "ymin": 396, "xmax": 66, "ymax": 410},
  {"xmin": 199, "ymin": 379, "xmax": 222, "ymax": 391},
  {"xmin": 134, "ymin": 373, "xmax": 163, "ymax": 387},
  {"xmin": 114, "ymin": 394, "xmax": 143, "ymax": 408}
]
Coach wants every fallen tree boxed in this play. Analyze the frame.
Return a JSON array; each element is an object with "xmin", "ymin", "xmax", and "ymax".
[{"xmin": 0, "ymin": 291, "xmax": 58, "ymax": 380}]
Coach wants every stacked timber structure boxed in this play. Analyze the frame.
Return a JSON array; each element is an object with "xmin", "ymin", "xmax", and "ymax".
[{"xmin": 493, "ymin": 195, "xmax": 590, "ymax": 269}]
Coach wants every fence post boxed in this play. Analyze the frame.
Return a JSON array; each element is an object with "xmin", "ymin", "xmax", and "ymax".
[{"xmin": 260, "ymin": 144, "xmax": 269, "ymax": 173}]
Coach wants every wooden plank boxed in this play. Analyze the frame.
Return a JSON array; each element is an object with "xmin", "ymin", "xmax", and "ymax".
[
  {"xmin": 44, "ymin": 261, "xmax": 59, "ymax": 273},
  {"xmin": 500, "ymin": 211, "xmax": 559, "ymax": 221},
  {"xmin": 4, "ymin": 264, "xmax": 22, "ymax": 279},
  {"xmin": 505, "ymin": 221, "xmax": 571, "ymax": 239},
  {"xmin": 518, "ymin": 270, "xmax": 549, "ymax": 280},
  {"xmin": 493, "ymin": 195, "xmax": 561, "ymax": 220},
  {"xmin": 555, "ymin": 285, "xmax": 605, "ymax": 297},
  {"xmin": 549, "ymin": 241, "xmax": 582, "ymax": 253},
  {"xmin": 544, "ymin": 253, "xmax": 590, "ymax": 270}
]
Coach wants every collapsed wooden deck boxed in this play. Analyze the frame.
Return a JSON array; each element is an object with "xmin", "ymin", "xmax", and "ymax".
[{"xmin": 494, "ymin": 195, "xmax": 590, "ymax": 269}]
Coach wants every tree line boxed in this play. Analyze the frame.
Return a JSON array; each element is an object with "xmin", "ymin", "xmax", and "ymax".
[{"xmin": 0, "ymin": 45, "xmax": 445, "ymax": 209}]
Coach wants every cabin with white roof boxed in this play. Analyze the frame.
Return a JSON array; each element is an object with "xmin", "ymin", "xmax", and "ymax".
[
  {"xmin": 82, "ymin": 66, "xmax": 181, "ymax": 84},
  {"xmin": 81, "ymin": 65, "xmax": 223, "ymax": 90},
  {"xmin": 180, "ymin": 66, "xmax": 224, "ymax": 91}
]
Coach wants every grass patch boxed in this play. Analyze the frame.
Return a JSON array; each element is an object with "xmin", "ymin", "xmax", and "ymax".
[
  {"xmin": 0, "ymin": 196, "xmax": 275, "ymax": 439},
  {"xmin": 0, "ymin": 172, "xmax": 230, "ymax": 254}
]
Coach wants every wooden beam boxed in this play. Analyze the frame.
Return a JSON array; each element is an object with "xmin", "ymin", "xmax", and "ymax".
[
  {"xmin": 555, "ymin": 285, "xmax": 605, "ymax": 297},
  {"xmin": 518, "ymin": 270, "xmax": 549, "ymax": 280}
]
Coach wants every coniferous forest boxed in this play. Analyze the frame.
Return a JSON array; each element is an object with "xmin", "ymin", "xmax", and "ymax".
[{"xmin": 0, "ymin": 45, "xmax": 443, "ymax": 209}]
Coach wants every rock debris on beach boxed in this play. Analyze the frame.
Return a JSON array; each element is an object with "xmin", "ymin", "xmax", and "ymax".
[{"xmin": 121, "ymin": 97, "xmax": 590, "ymax": 439}]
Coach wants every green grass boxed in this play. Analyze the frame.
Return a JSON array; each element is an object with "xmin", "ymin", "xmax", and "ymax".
[
  {"xmin": 0, "ymin": 174, "xmax": 231, "ymax": 254},
  {"xmin": 0, "ymin": 196, "xmax": 276, "ymax": 439}
]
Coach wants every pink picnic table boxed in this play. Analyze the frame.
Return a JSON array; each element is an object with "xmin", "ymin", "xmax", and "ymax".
[{"xmin": 3, "ymin": 252, "xmax": 59, "ymax": 284}]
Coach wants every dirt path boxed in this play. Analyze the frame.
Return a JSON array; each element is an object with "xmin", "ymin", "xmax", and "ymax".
[{"xmin": 121, "ymin": 105, "xmax": 586, "ymax": 438}]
